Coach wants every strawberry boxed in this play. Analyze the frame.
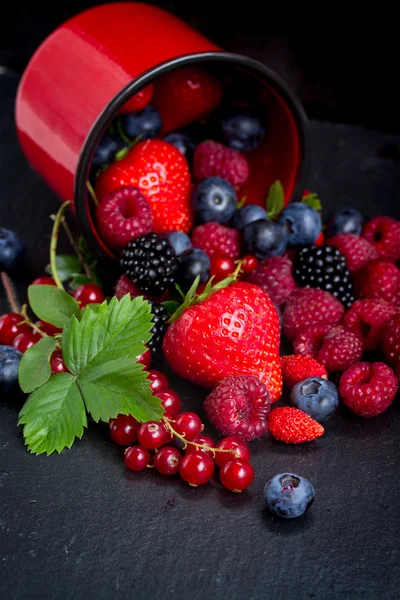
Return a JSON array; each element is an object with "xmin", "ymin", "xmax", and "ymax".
[
  {"xmin": 152, "ymin": 66, "xmax": 223, "ymax": 133},
  {"xmin": 280, "ymin": 355, "xmax": 328, "ymax": 389},
  {"xmin": 162, "ymin": 281, "xmax": 282, "ymax": 402},
  {"xmin": 268, "ymin": 407, "xmax": 324, "ymax": 444},
  {"xmin": 96, "ymin": 140, "xmax": 193, "ymax": 234}
]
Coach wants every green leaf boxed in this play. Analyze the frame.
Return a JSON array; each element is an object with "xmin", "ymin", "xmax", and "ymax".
[
  {"xmin": 69, "ymin": 274, "xmax": 93, "ymax": 290},
  {"xmin": 162, "ymin": 300, "xmax": 182, "ymax": 316},
  {"xmin": 18, "ymin": 336, "xmax": 58, "ymax": 393},
  {"xmin": 45, "ymin": 255, "xmax": 81, "ymax": 282},
  {"xmin": 301, "ymin": 192, "xmax": 322, "ymax": 211},
  {"xmin": 266, "ymin": 180, "xmax": 285, "ymax": 219},
  {"xmin": 18, "ymin": 373, "xmax": 87, "ymax": 455},
  {"xmin": 28, "ymin": 285, "xmax": 81, "ymax": 328}
]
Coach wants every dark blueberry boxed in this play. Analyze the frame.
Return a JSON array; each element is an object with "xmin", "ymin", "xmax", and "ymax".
[
  {"xmin": 232, "ymin": 204, "xmax": 268, "ymax": 231},
  {"xmin": 193, "ymin": 177, "xmax": 237, "ymax": 224},
  {"xmin": 326, "ymin": 208, "xmax": 364, "ymax": 237},
  {"xmin": 244, "ymin": 219, "xmax": 287, "ymax": 259},
  {"xmin": 175, "ymin": 248, "xmax": 210, "ymax": 291},
  {"xmin": 290, "ymin": 377, "xmax": 339, "ymax": 422},
  {"xmin": 221, "ymin": 110, "xmax": 265, "ymax": 151},
  {"xmin": 120, "ymin": 105, "xmax": 162, "ymax": 141},
  {"xmin": 163, "ymin": 133, "xmax": 195, "ymax": 163},
  {"xmin": 0, "ymin": 345, "xmax": 22, "ymax": 393},
  {"xmin": 162, "ymin": 231, "xmax": 192, "ymax": 256},
  {"xmin": 92, "ymin": 133, "xmax": 128, "ymax": 168},
  {"xmin": 0, "ymin": 228, "xmax": 26, "ymax": 271},
  {"xmin": 264, "ymin": 473, "xmax": 315, "ymax": 519},
  {"xmin": 278, "ymin": 203, "xmax": 322, "ymax": 247}
]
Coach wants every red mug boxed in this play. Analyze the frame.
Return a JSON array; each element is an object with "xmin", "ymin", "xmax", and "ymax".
[{"xmin": 15, "ymin": 2, "xmax": 308, "ymax": 260}]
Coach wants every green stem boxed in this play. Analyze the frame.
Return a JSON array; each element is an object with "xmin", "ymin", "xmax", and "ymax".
[
  {"xmin": 86, "ymin": 181, "xmax": 99, "ymax": 207},
  {"xmin": 50, "ymin": 201, "xmax": 71, "ymax": 291},
  {"xmin": 0, "ymin": 272, "xmax": 20, "ymax": 314}
]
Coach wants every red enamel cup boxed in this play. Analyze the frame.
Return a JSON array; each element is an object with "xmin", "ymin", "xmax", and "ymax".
[{"xmin": 15, "ymin": 2, "xmax": 308, "ymax": 260}]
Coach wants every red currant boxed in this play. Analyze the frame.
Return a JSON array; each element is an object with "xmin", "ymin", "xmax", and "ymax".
[
  {"xmin": 210, "ymin": 257, "xmax": 236, "ymax": 283},
  {"xmin": 50, "ymin": 350, "xmax": 69, "ymax": 374},
  {"xmin": 36, "ymin": 320, "xmax": 62, "ymax": 336},
  {"xmin": 154, "ymin": 446, "xmax": 181, "ymax": 475},
  {"xmin": 174, "ymin": 412, "xmax": 203, "ymax": 441},
  {"xmin": 241, "ymin": 255, "xmax": 259, "ymax": 275},
  {"xmin": 31, "ymin": 277, "xmax": 57, "ymax": 286},
  {"xmin": 179, "ymin": 451, "xmax": 214, "ymax": 486},
  {"xmin": 219, "ymin": 459, "xmax": 254, "ymax": 492},
  {"xmin": 72, "ymin": 284, "xmax": 105, "ymax": 307},
  {"xmin": 137, "ymin": 347, "xmax": 152, "ymax": 369},
  {"xmin": 185, "ymin": 435, "xmax": 215, "ymax": 457},
  {"xmin": 110, "ymin": 414, "xmax": 139, "ymax": 446},
  {"xmin": 124, "ymin": 445, "xmax": 150, "ymax": 471},
  {"xmin": 137, "ymin": 421, "xmax": 172, "ymax": 449},
  {"xmin": 0, "ymin": 313, "xmax": 30, "ymax": 345},
  {"xmin": 215, "ymin": 436, "xmax": 251, "ymax": 467},
  {"xmin": 13, "ymin": 331, "xmax": 42, "ymax": 353},
  {"xmin": 158, "ymin": 389, "xmax": 181, "ymax": 417},
  {"xmin": 147, "ymin": 369, "xmax": 169, "ymax": 393}
]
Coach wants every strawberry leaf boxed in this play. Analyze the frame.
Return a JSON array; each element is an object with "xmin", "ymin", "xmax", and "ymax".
[
  {"xmin": 18, "ymin": 336, "xmax": 58, "ymax": 394},
  {"xmin": 301, "ymin": 192, "xmax": 322, "ymax": 211},
  {"xmin": 28, "ymin": 285, "xmax": 81, "ymax": 328},
  {"xmin": 266, "ymin": 180, "xmax": 285, "ymax": 219},
  {"xmin": 162, "ymin": 300, "xmax": 182, "ymax": 316}
]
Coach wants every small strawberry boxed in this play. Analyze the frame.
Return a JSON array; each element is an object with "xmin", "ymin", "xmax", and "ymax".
[
  {"xmin": 152, "ymin": 66, "xmax": 223, "ymax": 133},
  {"xmin": 268, "ymin": 407, "xmax": 324, "ymax": 444},
  {"xmin": 191, "ymin": 222, "xmax": 241, "ymax": 260},
  {"xmin": 96, "ymin": 140, "xmax": 193, "ymax": 234},
  {"xmin": 193, "ymin": 141, "xmax": 249, "ymax": 188},
  {"xmin": 280, "ymin": 355, "xmax": 328, "ymax": 389},
  {"xmin": 162, "ymin": 281, "xmax": 282, "ymax": 402}
]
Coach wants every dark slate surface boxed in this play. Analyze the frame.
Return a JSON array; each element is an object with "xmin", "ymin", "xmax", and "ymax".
[{"xmin": 1, "ymin": 72, "xmax": 400, "ymax": 600}]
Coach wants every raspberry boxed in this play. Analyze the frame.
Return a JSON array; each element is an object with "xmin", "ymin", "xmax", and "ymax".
[
  {"xmin": 294, "ymin": 325, "xmax": 363, "ymax": 372},
  {"xmin": 354, "ymin": 259, "xmax": 400, "ymax": 305},
  {"xmin": 395, "ymin": 363, "xmax": 400, "ymax": 383},
  {"xmin": 115, "ymin": 274, "xmax": 143, "ymax": 300},
  {"xmin": 247, "ymin": 256, "xmax": 296, "ymax": 308},
  {"xmin": 191, "ymin": 222, "xmax": 241, "ymax": 260},
  {"xmin": 328, "ymin": 234, "xmax": 378, "ymax": 273},
  {"xmin": 343, "ymin": 299, "xmax": 399, "ymax": 350},
  {"xmin": 96, "ymin": 186, "xmax": 153, "ymax": 251},
  {"xmin": 193, "ymin": 141, "xmax": 249, "ymax": 188},
  {"xmin": 267, "ymin": 407, "xmax": 324, "ymax": 444},
  {"xmin": 339, "ymin": 362, "xmax": 397, "ymax": 417},
  {"xmin": 280, "ymin": 355, "xmax": 328, "ymax": 389},
  {"xmin": 362, "ymin": 216, "xmax": 400, "ymax": 261},
  {"xmin": 203, "ymin": 375, "xmax": 271, "ymax": 441},
  {"xmin": 293, "ymin": 323, "xmax": 332, "ymax": 357},
  {"xmin": 283, "ymin": 287, "xmax": 345, "ymax": 341},
  {"xmin": 382, "ymin": 314, "xmax": 400, "ymax": 366}
]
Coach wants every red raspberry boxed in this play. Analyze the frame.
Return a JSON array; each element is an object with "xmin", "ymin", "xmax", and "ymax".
[
  {"xmin": 115, "ymin": 274, "xmax": 142, "ymax": 300},
  {"xmin": 193, "ymin": 141, "xmax": 249, "ymax": 188},
  {"xmin": 395, "ymin": 362, "xmax": 400, "ymax": 383},
  {"xmin": 96, "ymin": 186, "xmax": 152, "ymax": 251},
  {"xmin": 268, "ymin": 407, "xmax": 324, "ymax": 444},
  {"xmin": 354, "ymin": 259, "xmax": 400, "ymax": 305},
  {"xmin": 328, "ymin": 234, "xmax": 378, "ymax": 273},
  {"xmin": 382, "ymin": 314, "xmax": 400, "ymax": 366},
  {"xmin": 294, "ymin": 325, "xmax": 363, "ymax": 372},
  {"xmin": 362, "ymin": 216, "xmax": 400, "ymax": 261},
  {"xmin": 339, "ymin": 362, "xmax": 397, "ymax": 418},
  {"xmin": 204, "ymin": 375, "xmax": 271, "ymax": 441},
  {"xmin": 191, "ymin": 222, "xmax": 241, "ymax": 260},
  {"xmin": 293, "ymin": 323, "xmax": 332, "ymax": 357},
  {"xmin": 343, "ymin": 299, "xmax": 399, "ymax": 350},
  {"xmin": 283, "ymin": 287, "xmax": 345, "ymax": 341},
  {"xmin": 280, "ymin": 355, "xmax": 328, "ymax": 389},
  {"xmin": 247, "ymin": 256, "xmax": 296, "ymax": 308}
]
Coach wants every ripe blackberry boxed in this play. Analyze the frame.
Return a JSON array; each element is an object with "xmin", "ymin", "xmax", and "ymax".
[
  {"xmin": 120, "ymin": 233, "xmax": 177, "ymax": 295},
  {"xmin": 294, "ymin": 245, "xmax": 354, "ymax": 308},
  {"xmin": 148, "ymin": 301, "xmax": 169, "ymax": 358}
]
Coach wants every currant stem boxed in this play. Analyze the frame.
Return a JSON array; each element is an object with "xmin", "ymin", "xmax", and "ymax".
[
  {"xmin": 86, "ymin": 181, "xmax": 99, "ymax": 207},
  {"xmin": 50, "ymin": 201, "xmax": 71, "ymax": 291},
  {"xmin": 0, "ymin": 272, "xmax": 20, "ymax": 314},
  {"xmin": 162, "ymin": 417, "xmax": 237, "ymax": 458}
]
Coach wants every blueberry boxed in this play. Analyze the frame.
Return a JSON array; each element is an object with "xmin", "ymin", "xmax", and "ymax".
[
  {"xmin": 326, "ymin": 208, "xmax": 364, "ymax": 237},
  {"xmin": 278, "ymin": 203, "xmax": 322, "ymax": 247},
  {"xmin": 175, "ymin": 248, "xmax": 210, "ymax": 291},
  {"xmin": 264, "ymin": 473, "xmax": 315, "ymax": 519},
  {"xmin": 221, "ymin": 111, "xmax": 265, "ymax": 151},
  {"xmin": 0, "ymin": 228, "xmax": 26, "ymax": 271},
  {"xmin": 120, "ymin": 105, "xmax": 162, "ymax": 141},
  {"xmin": 244, "ymin": 219, "xmax": 287, "ymax": 259},
  {"xmin": 290, "ymin": 377, "xmax": 339, "ymax": 422},
  {"xmin": 164, "ymin": 133, "xmax": 195, "ymax": 163},
  {"xmin": 162, "ymin": 231, "xmax": 192, "ymax": 256},
  {"xmin": 232, "ymin": 204, "xmax": 268, "ymax": 231},
  {"xmin": 92, "ymin": 133, "xmax": 128, "ymax": 168},
  {"xmin": 0, "ymin": 345, "xmax": 22, "ymax": 394},
  {"xmin": 193, "ymin": 177, "xmax": 237, "ymax": 224}
]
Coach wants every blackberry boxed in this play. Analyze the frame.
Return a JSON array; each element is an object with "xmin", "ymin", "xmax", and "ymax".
[
  {"xmin": 148, "ymin": 301, "xmax": 169, "ymax": 358},
  {"xmin": 120, "ymin": 233, "xmax": 177, "ymax": 295},
  {"xmin": 294, "ymin": 245, "xmax": 354, "ymax": 308}
]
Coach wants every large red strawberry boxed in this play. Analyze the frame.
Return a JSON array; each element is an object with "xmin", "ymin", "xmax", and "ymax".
[
  {"xmin": 162, "ymin": 282, "xmax": 282, "ymax": 402},
  {"xmin": 96, "ymin": 140, "xmax": 193, "ymax": 234},
  {"xmin": 152, "ymin": 66, "xmax": 223, "ymax": 133}
]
